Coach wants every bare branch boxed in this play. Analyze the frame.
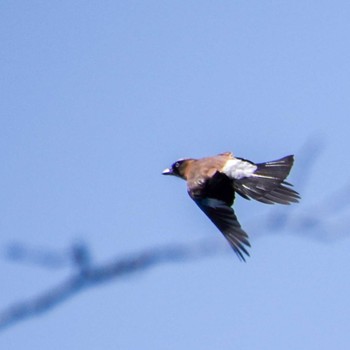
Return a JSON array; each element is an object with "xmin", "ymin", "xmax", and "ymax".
[
  {"xmin": 5, "ymin": 242, "xmax": 71, "ymax": 269},
  {"xmin": 0, "ymin": 239, "xmax": 224, "ymax": 331}
]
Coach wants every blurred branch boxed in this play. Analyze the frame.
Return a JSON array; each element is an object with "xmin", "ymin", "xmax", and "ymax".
[
  {"xmin": 5, "ymin": 243, "xmax": 71, "ymax": 269},
  {"xmin": 291, "ymin": 135, "xmax": 325, "ymax": 191},
  {"xmin": 4, "ymin": 241, "xmax": 93, "ymax": 271},
  {"xmin": 0, "ymin": 239, "xmax": 224, "ymax": 332}
]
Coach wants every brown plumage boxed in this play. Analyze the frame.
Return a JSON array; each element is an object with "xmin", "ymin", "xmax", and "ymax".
[{"xmin": 162, "ymin": 152, "xmax": 300, "ymax": 261}]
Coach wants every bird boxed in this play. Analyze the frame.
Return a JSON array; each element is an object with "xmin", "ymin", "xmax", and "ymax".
[{"xmin": 162, "ymin": 152, "xmax": 300, "ymax": 261}]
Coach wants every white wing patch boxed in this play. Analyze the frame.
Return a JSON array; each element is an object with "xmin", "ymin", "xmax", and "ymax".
[{"xmin": 222, "ymin": 158, "xmax": 257, "ymax": 179}]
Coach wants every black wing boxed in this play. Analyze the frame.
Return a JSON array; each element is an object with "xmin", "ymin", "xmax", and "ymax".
[
  {"xmin": 234, "ymin": 155, "xmax": 300, "ymax": 204},
  {"xmin": 193, "ymin": 197, "xmax": 250, "ymax": 261}
]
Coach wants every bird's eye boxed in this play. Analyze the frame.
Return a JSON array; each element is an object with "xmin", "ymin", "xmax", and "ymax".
[{"xmin": 175, "ymin": 162, "xmax": 180, "ymax": 168}]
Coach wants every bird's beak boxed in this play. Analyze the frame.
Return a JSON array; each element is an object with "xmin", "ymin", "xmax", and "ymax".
[{"xmin": 162, "ymin": 168, "xmax": 173, "ymax": 175}]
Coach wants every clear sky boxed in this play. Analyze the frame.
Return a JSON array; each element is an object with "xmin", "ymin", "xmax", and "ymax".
[{"xmin": 1, "ymin": 1, "xmax": 350, "ymax": 349}]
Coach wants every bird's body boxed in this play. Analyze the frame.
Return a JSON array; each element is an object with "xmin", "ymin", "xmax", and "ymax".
[{"xmin": 163, "ymin": 152, "xmax": 300, "ymax": 261}]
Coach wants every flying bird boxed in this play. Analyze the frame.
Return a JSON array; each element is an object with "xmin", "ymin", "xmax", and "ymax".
[{"xmin": 162, "ymin": 152, "xmax": 300, "ymax": 261}]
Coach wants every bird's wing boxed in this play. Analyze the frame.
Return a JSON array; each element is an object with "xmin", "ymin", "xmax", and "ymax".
[
  {"xmin": 192, "ymin": 197, "xmax": 250, "ymax": 261},
  {"xmin": 233, "ymin": 155, "xmax": 300, "ymax": 204}
]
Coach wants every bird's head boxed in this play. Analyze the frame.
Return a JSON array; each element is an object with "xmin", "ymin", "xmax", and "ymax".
[{"xmin": 162, "ymin": 159, "xmax": 192, "ymax": 180}]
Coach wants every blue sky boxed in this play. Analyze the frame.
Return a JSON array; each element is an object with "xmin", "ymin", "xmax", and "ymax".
[{"xmin": 1, "ymin": 1, "xmax": 350, "ymax": 349}]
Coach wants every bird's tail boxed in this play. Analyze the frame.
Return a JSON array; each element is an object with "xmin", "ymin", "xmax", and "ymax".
[{"xmin": 233, "ymin": 155, "xmax": 300, "ymax": 204}]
